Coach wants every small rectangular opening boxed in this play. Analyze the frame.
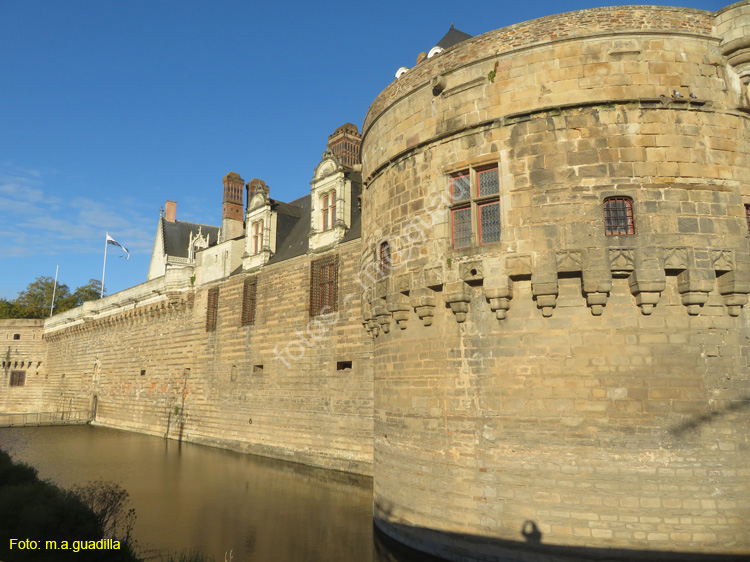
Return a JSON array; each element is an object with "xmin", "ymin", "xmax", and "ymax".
[
  {"xmin": 336, "ymin": 361, "xmax": 353, "ymax": 371},
  {"xmin": 253, "ymin": 365, "xmax": 263, "ymax": 374},
  {"xmin": 13, "ymin": 334, "xmax": 20, "ymax": 340},
  {"xmin": 140, "ymin": 369, "xmax": 146, "ymax": 377}
]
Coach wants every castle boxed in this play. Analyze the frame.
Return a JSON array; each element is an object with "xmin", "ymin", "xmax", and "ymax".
[{"xmin": 2, "ymin": 2, "xmax": 750, "ymax": 560}]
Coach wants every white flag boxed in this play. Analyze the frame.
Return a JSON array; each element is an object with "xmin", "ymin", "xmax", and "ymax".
[{"xmin": 106, "ymin": 233, "xmax": 130, "ymax": 259}]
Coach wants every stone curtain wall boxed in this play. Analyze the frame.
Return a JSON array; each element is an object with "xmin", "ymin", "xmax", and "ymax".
[
  {"xmin": 362, "ymin": 3, "xmax": 750, "ymax": 560},
  {"xmin": 42, "ymin": 240, "xmax": 374, "ymax": 476},
  {"xmin": 0, "ymin": 319, "xmax": 46, "ymax": 412}
]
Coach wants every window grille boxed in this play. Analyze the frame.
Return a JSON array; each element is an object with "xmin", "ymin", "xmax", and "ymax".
[
  {"xmin": 379, "ymin": 241, "xmax": 391, "ymax": 271},
  {"xmin": 603, "ymin": 197, "xmax": 635, "ymax": 235},
  {"xmin": 241, "ymin": 278, "xmax": 257, "ymax": 326},
  {"xmin": 310, "ymin": 255, "xmax": 339, "ymax": 316},
  {"xmin": 449, "ymin": 164, "xmax": 501, "ymax": 249},
  {"xmin": 206, "ymin": 287, "xmax": 219, "ymax": 331}
]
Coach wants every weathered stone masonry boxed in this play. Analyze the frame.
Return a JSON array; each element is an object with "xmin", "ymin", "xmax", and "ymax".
[
  {"xmin": 2, "ymin": 3, "xmax": 750, "ymax": 561},
  {"xmin": 362, "ymin": 2, "xmax": 750, "ymax": 560}
]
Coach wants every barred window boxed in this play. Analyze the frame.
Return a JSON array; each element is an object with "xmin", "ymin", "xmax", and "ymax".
[
  {"xmin": 449, "ymin": 164, "xmax": 501, "ymax": 249},
  {"xmin": 379, "ymin": 241, "xmax": 391, "ymax": 271},
  {"xmin": 206, "ymin": 287, "xmax": 219, "ymax": 331},
  {"xmin": 10, "ymin": 371, "xmax": 25, "ymax": 387},
  {"xmin": 603, "ymin": 197, "xmax": 635, "ymax": 235},
  {"xmin": 241, "ymin": 278, "xmax": 257, "ymax": 326},
  {"xmin": 310, "ymin": 255, "xmax": 339, "ymax": 317}
]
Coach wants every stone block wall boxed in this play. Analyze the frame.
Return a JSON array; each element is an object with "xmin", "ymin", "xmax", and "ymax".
[
  {"xmin": 40, "ymin": 239, "xmax": 374, "ymax": 475},
  {"xmin": 361, "ymin": 3, "xmax": 750, "ymax": 559},
  {"xmin": 0, "ymin": 319, "xmax": 46, "ymax": 412}
]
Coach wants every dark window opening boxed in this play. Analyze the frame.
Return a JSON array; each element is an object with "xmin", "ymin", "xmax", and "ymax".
[
  {"xmin": 253, "ymin": 365, "xmax": 263, "ymax": 374},
  {"xmin": 337, "ymin": 361, "xmax": 353, "ymax": 370},
  {"xmin": 745, "ymin": 204, "xmax": 750, "ymax": 234},
  {"xmin": 10, "ymin": 371, "xmax": 25, "ymax": 387},
  {"xmin": 140, "ymin": 369, "xmax": 146, "ymax": 376},
  {"xmin": 604, "ymin": 197, "xmax": 635, "ymax": 235},
  {"xmin": 13, "ymin": 334, "xmax": 20, "ymax": 340}
]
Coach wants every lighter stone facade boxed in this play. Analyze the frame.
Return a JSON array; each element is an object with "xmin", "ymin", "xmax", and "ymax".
[{"xmin": 1, "ymin": 3, "xmax": 749, "ymax": 561}]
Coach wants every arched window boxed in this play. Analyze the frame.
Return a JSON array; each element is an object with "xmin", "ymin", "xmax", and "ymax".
[{"xmin": 603, "ymin": 197, "xmax": 635, "ymax": 235}]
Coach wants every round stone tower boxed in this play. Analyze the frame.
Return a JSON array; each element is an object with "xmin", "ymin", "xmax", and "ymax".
[{"xmin": 360, "ymin": 3, "xmax": 750, "ymax": 560}]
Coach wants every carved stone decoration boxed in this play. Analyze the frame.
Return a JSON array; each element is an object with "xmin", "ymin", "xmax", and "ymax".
[
  {"xmin": 676, "ymin": 269, "xmax": 716, "ymax": 315},
  {"xmin": 662, "ymin": 247, "xmax": 688, "ymax": 271},
  {"xmin": 459, "ymin": 260, "xmax": 484, "ymax": 284},
  {"xmin": 484, "ymin": 278, "xmax": 513, "ymax": 320},
  {"xmin": 608, "ymin": 248, "xmax": 635, "ymax": 277},
  {"xmin": 410, "ymin": 287, "xmax": 437, "ymax": 326},
  {"xmin": 628, "ymin": 269, "xmax": 666, "ymax": 315},
  {"xmin": 556, "ymin": 251, "xmax": 583, "ymax": 273},
  {"xmin": 443, "ymin": 281, "xmax": 472, "ymax": 323},
  {"xmin": 717, "ymin": 270, "xmax": 750, "ymax": 317},
  {"xmin": 711, "ymin": 249, "xmax": 735, "ymax": 273},
  {"xmin": 506, "ymin": 254, "xmax": 532, "ymax": 279},
  {"xmin": 394, "ymin": 273, "xmax": 412, "ymax": 295},
  {"xmin": 423, "ymin": 266, "xmax": 443, "ymax": 289},
  {"xmin": 372, "ymin": 297, "xmax": 391, "ymax": 334},
  {"xmin": 387, "ymin": 293, "xmax": 411, "ymax": 330}
]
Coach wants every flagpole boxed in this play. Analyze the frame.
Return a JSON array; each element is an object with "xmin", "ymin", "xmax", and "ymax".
[
  {"xmin": 101, "ymin": 232, "xmax": 108, "ymax": 299},
  {"xmin": 49, "ymin": 264, "xmax": 59, "ymax": 318}
]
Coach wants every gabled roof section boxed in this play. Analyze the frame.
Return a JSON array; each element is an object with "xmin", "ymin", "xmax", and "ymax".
[
  {"xmin": 163, "ymin": 220, "xmax": 221, "ymax": 258},
  {"xmin": 436, "ymin": 23, "xmax": 472, "ymax": 50}
]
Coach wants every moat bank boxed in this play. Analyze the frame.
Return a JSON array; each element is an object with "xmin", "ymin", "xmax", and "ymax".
[{"xmin": 0, "ymin": 425, "xmax": 375, "ymax": 561}]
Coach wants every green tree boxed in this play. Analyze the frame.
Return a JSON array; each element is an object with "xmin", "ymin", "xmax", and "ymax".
[
  {"xmin": 74, "ymin": 279, "xmax": 105, "ymax": 304},
  {"xmin": 14, "ymin": 276, "xmax": 78, "ymax": 318}
]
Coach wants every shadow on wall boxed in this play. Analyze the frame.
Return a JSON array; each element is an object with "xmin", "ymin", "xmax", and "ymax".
[
  {"xmin": 373, "ymin": 517, "xmax": 749, "ymax": 562},
  {"xmin": 669, "ymin": 396, "xmax": 750, "ymax": 437}
]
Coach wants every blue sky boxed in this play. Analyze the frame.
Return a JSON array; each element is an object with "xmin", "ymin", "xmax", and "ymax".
[{"xmin": 0, "ymin": 0, "xmax": 725, "ymax": 300}]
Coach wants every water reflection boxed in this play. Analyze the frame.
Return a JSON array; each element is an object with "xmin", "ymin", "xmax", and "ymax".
[{"xmin": 0, "ymin": 426, "xmax": 380, "ymax": 562}]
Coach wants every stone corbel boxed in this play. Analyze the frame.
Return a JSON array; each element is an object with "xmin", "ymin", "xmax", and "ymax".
[
  {"xmin": 484, "ymin": 278, "xmax": 513, "ymax": 320},
  {"xmin": 582, "ymin": 273, "xmax": 612, "ymax": 316},
  {"xmin": 676, "ymin": 269, "xmax": 715, "ymax": 315},
  {"xmin": 361, "ymin": 298, "xmax": 378, "ymax": 337},
  {"xmin": 387, "ymin": 293, "xmax": 411, "ymax": 330},
  {"xmin": 372, "ymin": 297, "xmax": 391, "ymax": 334},
  {"xmin": 717, "ymin": 270, "xmax": 750, "ymax": 317},
  {"xmin": 409, "ymin": 287, "xmax": 437, "ymax": 326},
  {"xmin": 628, "ymin": 268, "xmax": 665, "ymax": 315},
  {"xmin": 443, "ymin": 281, "xmax": 471, "ymax": 323},
  {"xmin": 531, "ymin": 260, "xmax": 558, "ymax": 317}
]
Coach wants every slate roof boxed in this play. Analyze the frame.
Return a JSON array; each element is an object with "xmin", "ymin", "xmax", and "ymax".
[
  {"xmin": 163, "ymin": 220, "xmax": 221, "ymax": 258},
  {"xmin": 436, "ymin": 24, "xmax": 472, "ymax": 50}
]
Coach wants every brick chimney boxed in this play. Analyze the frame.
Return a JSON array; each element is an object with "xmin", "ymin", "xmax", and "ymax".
[
  {"xmin": 165, "ymin": 200, "xmax": 177, "ymax": 222},
  {"xmin": 222, "ymin": 172, "xmax": 245, "ymax": 242}
]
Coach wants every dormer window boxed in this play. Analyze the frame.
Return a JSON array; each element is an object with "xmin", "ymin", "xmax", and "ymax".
[
  {"xmin": 322, "ymin": 191, "xmax": 336, "ymax": 231},
  {"xmin": 252, "ymin": 219, "xmax": 264, "ymax": 254}
]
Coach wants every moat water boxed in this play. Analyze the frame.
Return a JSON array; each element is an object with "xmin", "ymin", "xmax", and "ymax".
[{"xmin": 0, "ymin": 425, "xmax": 413, "ymax": 562}]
